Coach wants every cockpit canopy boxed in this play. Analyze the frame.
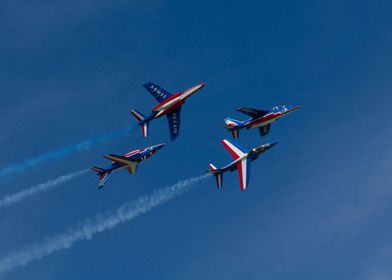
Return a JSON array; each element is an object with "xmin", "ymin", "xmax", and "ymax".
[{"xmin": 272, "ymin": 105, "xmax": 289, "ymax": 112}]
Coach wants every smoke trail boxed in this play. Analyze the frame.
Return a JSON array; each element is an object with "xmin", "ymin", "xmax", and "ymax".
[
  {"xmin": 0, "ymin": 126, "xmax": 135, "ymax": 180},
  {"xmin": 0, "ymin": 169, "xmax": 89, "ymax": 209},
  {"xmin": 0, "ymin": 174, "xmax": 210, "ymax": 275}
]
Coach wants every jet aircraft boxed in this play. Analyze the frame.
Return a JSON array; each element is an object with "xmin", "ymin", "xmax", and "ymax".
[
  {"xmin": 207, "ymin": 139, "xmax": 277, "ymax": 191},
  {"xmin": 91, "ymin": 143, "xmax": 165, "ymax": 188},
  {"xmin": 224, "ymin": 105, "xmax": 300, "ymax": 138},
  {"xmin": 131, "ymin": 82, "xmax": 205, "ymax": 141}
]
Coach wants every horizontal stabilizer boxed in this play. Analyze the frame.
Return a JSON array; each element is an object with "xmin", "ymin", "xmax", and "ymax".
[
  {"xmin": 91, "ymin": 166, "xmax": 105, "ymax": 175},
  {"xmin": 131, "ymin": 109, "xmax": 145, "ymax": 122},
  {"xmin": 208, "ymin": 163, "xmax": 218, "ymax": 171}
]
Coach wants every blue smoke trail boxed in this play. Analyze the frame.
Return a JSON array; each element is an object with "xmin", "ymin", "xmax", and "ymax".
[{"xmin": 0, "ymin": 126, "xmax": 136, "ymax": 180}]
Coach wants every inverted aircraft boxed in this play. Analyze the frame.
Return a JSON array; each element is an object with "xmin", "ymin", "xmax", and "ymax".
[
  {"xmin": 91, "ymin": 143, "xmax": 165, "ymax": 188},
  {"xmin": 131, "ymin": 82, "xmax": 205, "ymax": 141},
  {"xmin": 207, "ymin": 139, "xmax": 277, "ymax": 191},
  {"xmin": 224, "ymin": 105, "xmax": 300, "ymax": 138}
]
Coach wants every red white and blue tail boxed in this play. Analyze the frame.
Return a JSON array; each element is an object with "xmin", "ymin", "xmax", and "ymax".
[
  {"xmin": 224, "ymin": 118, "xmax": 242, "ymax": 139},
  {"xmin": 131, "ymin": 109, "xmax": 149, "ymax": 138},
  {"xmin": 91, "ymin": 166, "xmax": 111, "ymax": 189},
  {"xmin": 208, "ymin": 163, "xmax": 223, "ymax": 189}
]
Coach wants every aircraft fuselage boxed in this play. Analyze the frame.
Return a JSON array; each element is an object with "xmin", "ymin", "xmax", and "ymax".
[
  {"xmin": 151, "ymin": 83, "xmax": 205, "ymax": 118},
  {"xmin": 246, "ymin": 106, "xmax": 300, "ymax": 128},
  {"xmin": 105, "ymin": 144, "xmax": 165, "ymax": 173}
]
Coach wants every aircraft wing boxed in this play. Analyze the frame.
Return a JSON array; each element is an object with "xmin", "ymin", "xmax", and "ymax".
[
  {"xmin": 103, "ymin": 155, "xmax": 138, "ymax": 174},
  {"xmin": 167, "ymin": 108, "xmax": 181, "ymax": 140},
  {"xmin": 236, "ymin": 158, "xmax": 251, "ymax": 191},
  {"xmin": 258, "ymin": 124, "xmax": 271, "ymax": 136},
  {"xmin": 221, "ymin": 139, "xmax": 248, "ymax": 160},
  {"xmin": 126, "ymin": 162, "xmax": 138, "ymax": 174},
  {"xmin": 237, "ymin": 108, "xmax": 269, "ymax": 118},
  {"xmin": 143, "ymin": 82, "xmax": 172, "ymax": 103}
]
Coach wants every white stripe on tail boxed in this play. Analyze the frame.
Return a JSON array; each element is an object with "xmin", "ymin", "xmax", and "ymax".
[
  {"xmin": 208, "ymin": 163, "xmax": 223, "ymax": 189},
  {"xmin": 131, "ymin": 109, "xmax": 149, "ymax": 138}
]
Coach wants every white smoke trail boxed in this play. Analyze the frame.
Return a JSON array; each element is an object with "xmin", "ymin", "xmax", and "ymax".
[
  {"xmin": 0, "ymin": 126, "xmax": 135, "ymax": 180},
  {"xmin": 0, "ymin": 169, "xmax": 89, "ymax": 209},
  {"xmin": 0, "ymin": 174, "xmax": 210, "ymax": 275}
]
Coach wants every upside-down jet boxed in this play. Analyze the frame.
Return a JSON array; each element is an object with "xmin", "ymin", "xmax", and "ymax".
[
  {"xmin": 91, "ymin": 143, "xmax": 165, "ymax": 188},
  {"xmin": 224, "ymin": 105, "xmax": 300, "ymax": 138},
  {"xmin": 131, "ymin": 82, "xmax": 205, "ymax": 141},
  {"xmin": 207, "ymin": 139, "xmax": 277, "ymax": 191}
]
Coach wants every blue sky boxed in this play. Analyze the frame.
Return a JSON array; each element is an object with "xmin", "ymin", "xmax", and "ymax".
[{"xmin": 1, "ymin": 0, "xmax": 392, "ymax": 279}]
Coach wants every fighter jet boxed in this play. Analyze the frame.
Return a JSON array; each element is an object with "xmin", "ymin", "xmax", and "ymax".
[
  {"xmin": 224, "ymin": 105, "xmax": 300, "ymax": 138},
  {"xmin": 91, "ymin": 143, "xmax": 165, "ymax": 188},
  {"xmin": 131, "ymin": 82, "xmax": 205, "ymax": 141},
  {"xmin": 207, "ymin": 139, "xmax": 277, "ymax": 191}
]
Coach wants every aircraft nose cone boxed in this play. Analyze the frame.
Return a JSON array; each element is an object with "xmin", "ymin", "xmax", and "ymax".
[
  {"xmin": 289, "ymin": 105, "xmax": 301, "ymax": 112},
  {"xmin": 199, "ymin": 83, "xmax": 206, "ymax": 88},
  {"xmin": 269, "ymin": 141, "xmax": 278, "ymax": 148},
  {"xmin": 154, "ymin": 143, "xmax": 166, "ymax": 150}
]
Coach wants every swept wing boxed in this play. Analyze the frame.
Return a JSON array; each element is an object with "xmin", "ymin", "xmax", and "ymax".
[
  {"xmin": 221, "ymin": 139, "xmax": 251, "ymax": 191},
  {"xmin": 236, "ymin": 108, "xmax": 269, "ymax": 118},
  {"xmin": 104, "ymin": 155, "xmax": 138, "ymax": 174},
  {"xmin": 143, "ymin": 82, "xmax": 172, "ymax": 103},
  {"xmin": 167, "ymin": 108, "xmax": 181, "ymax": 140}
]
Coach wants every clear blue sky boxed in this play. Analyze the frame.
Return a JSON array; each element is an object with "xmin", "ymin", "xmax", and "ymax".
[{"xmin": 1, "ymin": 0, "xmax": 392, "ymax": 279}]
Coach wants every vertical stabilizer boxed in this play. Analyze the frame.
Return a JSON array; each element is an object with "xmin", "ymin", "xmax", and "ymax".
[
  {"xmin": 131, "ymin": 109, "xmax": 149, "ymax": 138},
  {"xmin": 91, "ymin": 167, "xmax": 111, "ymax": 189},
  {"xmin": 224, "ymin": 118, "xmax": 242, "ymax": 139},
  {"xmin": 208, "ymin": 164, "xmax": 223, "ymax": 189}
]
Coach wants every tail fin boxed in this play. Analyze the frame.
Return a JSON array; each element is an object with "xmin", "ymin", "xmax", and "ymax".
[
  {"xmin": 208, "ymin": 164, "xmax": 223, "ymax": 189},
  {"xmin": 131, "ymin": 109, "xmax": 149, "ymax": 138},
  {"xmin": 91, "ymin": 166, "xmax": 111, "ymax": 189},
  {"xmin": 230, "ymin": 129, "xmax": 239, "ymax": 139},
  {"xmin": 224, "ymin": 118, "xmax": 242, "ymax": 139}
]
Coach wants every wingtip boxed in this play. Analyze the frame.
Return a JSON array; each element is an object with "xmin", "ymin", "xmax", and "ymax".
[
  {"xmin": 220, "ymin": 138, "xmax": 231, "ymax": 145},
  {"xmin": 142, "ymin": 82, "xmax": 151, "ymax": 88}
]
